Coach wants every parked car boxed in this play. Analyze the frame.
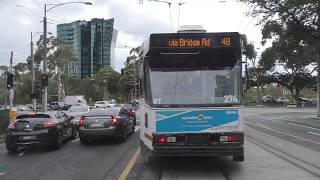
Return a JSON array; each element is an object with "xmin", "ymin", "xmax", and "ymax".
[
  {"xmin": 262, "ymin": 95, "xmax": 275, "ymax": 103},
  {"xmin": 78, "ymin": 107, "xmax": 135, "ymax": 144},
  {"xmin": 66, "ymin": 104, "xmax": 90, "ymax": 126},
  {"xmin": 276, "ymin": 97, "xmax": 289, "ymax": 103},
  {"xmin": 95, "ymin": 101, "xmax": 108, "ymax": 108},
  {"xmin": 5, "ymin": 112, "xmax": 77, "ymax": 152},
  {"xmin": 298, "ymin": 97, "xmax": 312, "ymax": 102}
]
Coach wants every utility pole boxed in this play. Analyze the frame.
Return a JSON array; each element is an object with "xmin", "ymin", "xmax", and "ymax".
[
  {"xmin": 9, "ymin": 51, "xmax": 14, "ymax": 110},
  {"xmin": 317, "ymin": 2, "xmax": 320, "ymax": 117},
  {"xmin": 4, "ymin": 69, "xmax": 8, "ymax": 107},
  {"xmin": 42, "ymin": 4, "xmax": 48, "ymax": 112},
  {"xmin": 177, "ymin": 0, "xmax": 186, "ymax": 29},
  {"xmin": 31, "ymin": 32, "xmax": 36, "ymax": 110}
]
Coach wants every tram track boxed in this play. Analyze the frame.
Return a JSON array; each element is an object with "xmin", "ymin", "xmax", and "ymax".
[{"xmin": 246, "ymin": 134, "xmax": 320, "ymax": 179}]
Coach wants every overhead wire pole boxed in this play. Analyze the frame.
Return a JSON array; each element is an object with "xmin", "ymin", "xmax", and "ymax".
[
  {"xmin": 31, "ymin": 32, "xmax": 36, "ymax": 110},
  {"xmin": 177, "ymin": 0, "xmax": 186, "ymax": 29},
  {"xmin": 43, "ymin": 4, "xmax": 48, "ymax": 112},
  {"xmin": 317, "ymin": 2, "xmax": 320, "ymax": 117},
  {"xmin": 9, "ymin": 51, "xmax": 14, "ymax": 110}
]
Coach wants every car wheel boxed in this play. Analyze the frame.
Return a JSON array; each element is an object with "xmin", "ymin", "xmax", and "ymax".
[
  {"xmin": 71, "ymin": 127, "xmax": 77, "ymax": 139},
  {"xmin": 53, "ymin": 131, "xmax": 63, "ymax": 149},
  {"xmin": 80, "ymin": 137, "xmax": 88, "ymax": 145},
  {"xmin": 120, "ymin": 127, "xmax": 127, "ymax": 142},
  {"xmin": 5, "ymin": 143, "xmax": 18, "ymax": 153}
]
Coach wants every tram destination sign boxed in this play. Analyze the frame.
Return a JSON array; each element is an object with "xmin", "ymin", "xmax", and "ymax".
[{"xmin": 150, "ymin": 33, "xmax": 240, "ymax": 48}]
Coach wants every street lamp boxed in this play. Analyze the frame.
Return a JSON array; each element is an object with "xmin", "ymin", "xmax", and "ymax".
[{"xmin": 42, "ymin": 1, "xmax": 92, "ymax": 112}]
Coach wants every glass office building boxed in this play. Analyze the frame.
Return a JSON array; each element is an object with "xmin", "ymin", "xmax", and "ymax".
[{"xmin": 57, "ymin": 18, "xmax": 118, "ymax": 78}]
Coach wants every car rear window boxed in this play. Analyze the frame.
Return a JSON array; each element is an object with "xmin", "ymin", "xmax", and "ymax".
[
  {"xmin": 17, "ymin": 114, "xmax": 51, "ymax": 119},
  {"xmin": 16, "ymin": 114, "xmax": 52, "ymax": 124}
]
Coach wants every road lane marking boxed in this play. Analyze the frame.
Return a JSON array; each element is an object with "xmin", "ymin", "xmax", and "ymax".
[
  {"xmin": 288, "ymin": 122, "xmax": 320, "ymax": 131},
  {"xmin": 246, "ymin": 121, "xmax": 320, "ymax": 145},
  {"xmin": 18, "ymin": 151, "xmax": 25, "ymax": 156},
  {"xmin": 308, "ymin": 132, "xmax": 320, "ymax": 136},
  {"xmin": 118, "ymin": 147, "xmax": 140, "ymax": 180},
  {"xmin": 71, "ymin": 139, "xmax": 80, "ymax": 143},
  {"xmin": 0, "ymin": 172, "xmax": 6, "ymax": 176},
  {"xmin": 268, "ymin": 119, "xmax": 283, "ymax": 123}
]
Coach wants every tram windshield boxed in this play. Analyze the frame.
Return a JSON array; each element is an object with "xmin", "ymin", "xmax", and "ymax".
[{"xmin": 144, "ymin": 53, "xmax": 241, "ymax": 106}]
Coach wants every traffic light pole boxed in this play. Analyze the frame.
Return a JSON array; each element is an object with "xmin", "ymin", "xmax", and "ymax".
[
  {"xmin": 31, "ymin": 32, "xmax": 36, "ymax": 110},
  {"xmin": 42, "ymin": 4, "xmax": 48, "ymax": 112},
  {"xmin": 9, "ymin": 51, "xmax": 14, "ymax": 110}
]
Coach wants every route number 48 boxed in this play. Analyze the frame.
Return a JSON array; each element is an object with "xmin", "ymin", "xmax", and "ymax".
[{"xmin": 221, "ymin": 37, "xmax": 231, "ymax": 46}]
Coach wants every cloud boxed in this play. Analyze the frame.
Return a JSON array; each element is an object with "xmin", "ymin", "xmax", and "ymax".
[{"xmin": 0, "ymin": 0, "xmax": 264, "ymax": 72}]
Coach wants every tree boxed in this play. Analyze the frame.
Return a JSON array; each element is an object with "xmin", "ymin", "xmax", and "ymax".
[
  {"xmin": 241, "ymin": 34, "xmax": 259, "ymax": 104},
  {"xmin": 258, "ymin": 22, "xmax": 316, "ymax": 100},
  {"xmin": 48, "ymin": 45, "xmax": 78, "ymax": 101},
  {"xmin": 95, "ymin": 68, "xmax": 121, "ymax": 100},
  {"xmin": 26, "ymin": 35, "xmax": 59, "ymax": 72}
]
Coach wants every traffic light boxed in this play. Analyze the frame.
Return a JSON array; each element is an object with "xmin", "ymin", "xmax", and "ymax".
[
  {"xmin": 6, "ymin": 73, "xmax": 14, "ymax": 89},
  {"xmin": 41, "ymin": 74, "xmax": 49, "ymax": 87}
]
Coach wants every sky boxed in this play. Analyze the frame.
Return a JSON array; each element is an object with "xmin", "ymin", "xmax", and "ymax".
[{"xmin": 0, "ymin": 0, "xmax": 265, "ymax": 72}]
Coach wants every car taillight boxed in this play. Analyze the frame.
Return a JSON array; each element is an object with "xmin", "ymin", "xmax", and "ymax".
[
  {"xmin": 155, "ymin": 136, "xmax": 176, "ymax": 143},
  {"xmin": 8, "ymin": 123, "xmax": 15, "ymax": 129},
  {"xmin": 112, "ymin": 117, "xmax": 120, "ymax": 125},
  {"xmin": 220, "ymin": 135, "xmax": 238, "ymax": 142},
  {"xmin": 43, "ymin": 120, "xmax": 57, "ymax": 127},
  {"xmin": 228, "ymin": 135, "xmax": 237, "ymax": 142},
  {"xmin": 79, "ymin": 116, "xmax": 84, "ymax": 126}
]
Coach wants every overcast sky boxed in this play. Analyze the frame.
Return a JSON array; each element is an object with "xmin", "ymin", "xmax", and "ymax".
[{"xmin": 0, "ymin": 0, "xmax": 264, "ymax": 72}]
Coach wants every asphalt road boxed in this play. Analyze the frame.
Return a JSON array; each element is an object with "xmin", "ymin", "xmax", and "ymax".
[
  {"xmin": 0, "ymin": 128, "xmax": 140, "ymax": 180},
  {"xmin": 1, "ymin": 107, "xmax": 320, "ymax": 180}
]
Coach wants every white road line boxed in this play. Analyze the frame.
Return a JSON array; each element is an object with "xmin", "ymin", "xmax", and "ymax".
[
  {"xmin": 288, "ymin": 122, "xmax": 320, "ymax": 131},
  {"xmin": 18, "ymin": 151, "xmax": 25, "ymax": 156},
  {"xmin": 71, "ymin": 139, "xmax": 80, "ymax": 143},
  {"xmin": 0, "ymin": 172, "xmax": 6, "ymax": 176},
  {"xmin": 246, "ymin": 121, "xmax": 320, "ymax": 145},
  {"xmin": 134, "ymin": 126, "xmax": 140, "ymax": 132},
  {"xmin": 308, "ymin": 132, "xmax": 320, "ymax": 136},
  {"xmin": 268, "ymin": 119, "xmax": 283, "ymax": 123}
]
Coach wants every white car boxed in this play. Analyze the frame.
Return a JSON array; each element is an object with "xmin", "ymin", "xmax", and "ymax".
[
  {"xmin": 276, "ymin": 97, "xmax": 289, "ymax": 103},
  {"xmin": 95, "ymin": 101, "xmax": 108, "ymax": 108}
]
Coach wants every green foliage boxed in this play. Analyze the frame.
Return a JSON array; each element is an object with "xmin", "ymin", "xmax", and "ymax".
[
  {"xmin": 13, "ymin": 73, "xmax": 32, "ymax": 104},
  {"xmin": 240, "ymin": 0, "xmax": 319, "ymax": 100}
]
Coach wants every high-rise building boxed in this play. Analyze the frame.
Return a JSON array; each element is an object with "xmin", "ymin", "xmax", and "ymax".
[{"xmin": 57, "ymin": 18, "xmax": 118, "ymax": 78}]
